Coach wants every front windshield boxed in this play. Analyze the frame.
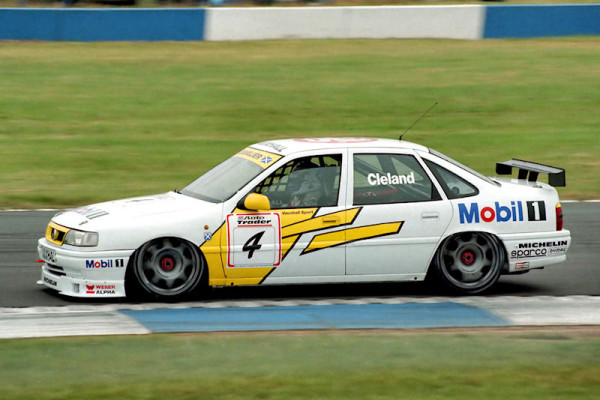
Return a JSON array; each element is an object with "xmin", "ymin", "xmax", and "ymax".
[{"xmin": 181, "ymin": 148, "xmax": 281, "ymax": 203}]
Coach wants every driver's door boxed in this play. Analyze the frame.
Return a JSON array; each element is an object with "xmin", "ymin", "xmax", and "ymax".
[{"xmin": 223, "ymin": 152, "xmax": 350, "ymax": 283}]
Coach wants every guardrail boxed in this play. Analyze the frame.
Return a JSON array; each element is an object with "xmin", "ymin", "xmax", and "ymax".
[{"xmin": 0, "ymin": 5, "xmax": 598, "ymax": 41}]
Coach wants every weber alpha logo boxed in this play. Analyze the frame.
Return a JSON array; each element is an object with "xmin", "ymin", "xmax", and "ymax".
[
  {"xmin": 458, "ymin": 201, "xmax": 546, "ymax": 224},
  {"xmin": 85, "ymin": 284, "xmax": 116, "ymax": 295},
  {"xmin": 85, "ymin": 259, "xmax": 124, "ymax": 269},
  {"xmin": 511, "ymin": 240, "xmax": 569, "ymax": 259}
]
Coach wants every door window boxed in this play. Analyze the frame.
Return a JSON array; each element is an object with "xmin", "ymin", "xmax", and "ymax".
[
  {"xmin": 252, "ymin": 155, "xmax": 342, "ymax": 208},
  {"xmin": 423, "ymin": 159, "xmax": 479, "ymax": 199},
  {"xmin": 353, "ymin": 154, "xmax": 439, "ymax": 205}
]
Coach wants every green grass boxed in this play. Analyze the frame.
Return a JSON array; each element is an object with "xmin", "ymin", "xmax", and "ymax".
[
  {"xmin": 1, "ymin": 332, "xmax": 599, "ymax": 399},
  {"xmin": 1, "ymin": 38, "xmax": 599, "ymax": 208}
]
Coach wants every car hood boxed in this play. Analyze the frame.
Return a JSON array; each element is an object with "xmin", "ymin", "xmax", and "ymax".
[{"xmin": 52, "ymin": 192, "xmax": 212, "ymax": 229}]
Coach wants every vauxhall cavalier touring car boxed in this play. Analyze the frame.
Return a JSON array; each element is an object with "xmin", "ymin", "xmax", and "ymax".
[{"xmin": 38, "ymin": 138, "xmax": 571, "ymax": 298}]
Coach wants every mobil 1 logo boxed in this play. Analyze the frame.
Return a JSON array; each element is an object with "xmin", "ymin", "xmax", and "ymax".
[{"xmin": 458, "ymin": 200, "xmax": 547, "ymax": 224}]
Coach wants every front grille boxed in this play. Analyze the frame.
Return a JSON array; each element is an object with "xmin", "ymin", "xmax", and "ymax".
[{"xmin": 45, "ymin": 264, "xmax": 66, "ymax": 277}]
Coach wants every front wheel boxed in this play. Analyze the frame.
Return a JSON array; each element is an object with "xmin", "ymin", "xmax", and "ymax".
[
  {"xmin": 433, "ymin": 232, "xmax": 505, "ymax": 294},
  {"xmin": 132, "ymin": 237, "xmax": 205, "ymax": 299}
]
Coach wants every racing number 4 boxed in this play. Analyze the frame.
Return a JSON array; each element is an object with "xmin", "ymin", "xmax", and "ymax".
[{"xmin": 243, "ymin": 231, "xmax": 265, "ymax": 259}]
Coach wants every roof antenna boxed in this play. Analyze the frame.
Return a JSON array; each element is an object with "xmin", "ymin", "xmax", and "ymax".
[{"xmin": 399, "ymin": 102, "xmax": 438, "ymax": 141}]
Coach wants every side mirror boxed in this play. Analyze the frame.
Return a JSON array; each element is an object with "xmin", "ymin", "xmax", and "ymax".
[{"xmin": 239, "ymin": 193, "xmax": 270, "ymax": 211}]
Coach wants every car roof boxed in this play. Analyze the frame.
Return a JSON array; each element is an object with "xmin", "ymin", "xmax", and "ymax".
[{"xmin": 251, "ymin": 137, "xmax": 429, "ymax": 156}]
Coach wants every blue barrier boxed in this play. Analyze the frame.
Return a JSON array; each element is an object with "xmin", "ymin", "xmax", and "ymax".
[
  {"xmin": 0, "ymin": 9, "xmax": 206, "ymax": 41},
  {"xmin": 484, "ymin": 5, "xmax": 600, "ymax": 39},
  {"xmin": 0, "ymin": 5, "xmax": 598, "ymax": 41}
]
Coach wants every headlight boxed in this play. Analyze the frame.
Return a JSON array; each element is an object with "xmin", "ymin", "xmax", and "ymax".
[{"xmin": 64, "ymin": 229, "xmax": 99, "ymax": 247}]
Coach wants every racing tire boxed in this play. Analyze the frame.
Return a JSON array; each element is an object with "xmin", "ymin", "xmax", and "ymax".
[
  {"xmin": 433, "ymin": 232, "xmax": 504, "ymax": 295},
  {"xmin": 131, "ymin": 237, "xmax": 206, "ymax": 299}
]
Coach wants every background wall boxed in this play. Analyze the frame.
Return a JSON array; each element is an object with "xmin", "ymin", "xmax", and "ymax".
[
  {"xmin": 0, "ymin": 5, "xmax": 598, "ymax": 41},
  {"xmin": 0, "ymin": 8, "xmax": 206, "ymax": 41},
  {"xmin": 204, "ymin": 6, "xmax": 485, "ymax": 41},
  {"xmin": 484, "ymin": 4, "xmax": 600, "ymax": 38}
]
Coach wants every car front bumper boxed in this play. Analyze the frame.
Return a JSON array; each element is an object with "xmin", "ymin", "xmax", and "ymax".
[{"xmin": 37, "ymin": 238, "xmax": 132, "ymax": 298}]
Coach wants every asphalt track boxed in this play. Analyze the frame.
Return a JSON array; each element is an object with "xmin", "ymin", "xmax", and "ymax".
[{"xmin": 0, "ymin": 202, "xmax": 598, "ymax": 309}]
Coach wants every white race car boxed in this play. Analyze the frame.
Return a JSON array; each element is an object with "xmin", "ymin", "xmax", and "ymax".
[{"xmin": 38, "ymin": 138, "xmax": 571, "ymax": 298}]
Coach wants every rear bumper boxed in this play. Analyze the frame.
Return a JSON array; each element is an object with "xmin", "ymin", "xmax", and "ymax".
[{"xmin": 499, "ymin": 229, "xmax": 571, "ymax": 273}]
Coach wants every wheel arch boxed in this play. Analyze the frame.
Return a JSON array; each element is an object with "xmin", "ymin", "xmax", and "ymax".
[
  {"xmin": 124, "ymin": 235, "xmax": 208, "ymax": 299},
  {"xmin": 428, "ymin": 230, "xmax": 507, "ymax": 294}
]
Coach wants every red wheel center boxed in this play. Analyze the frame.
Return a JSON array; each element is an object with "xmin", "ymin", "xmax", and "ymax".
[
  {"xmin": 461, "ymin": 251, "xmax": 475, "ymax": 266},
  {"xmin": 160, "ymin": 257, "xmax": 175, "ymax": 272}
]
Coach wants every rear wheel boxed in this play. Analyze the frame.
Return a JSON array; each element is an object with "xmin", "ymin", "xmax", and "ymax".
[
  {"xmin": 434, "ymin": 232, "xmax": 504, "ymax": 294},
  {"xmin": 132, "ymin": 237, "xmax": 205, "ymax": 299}
]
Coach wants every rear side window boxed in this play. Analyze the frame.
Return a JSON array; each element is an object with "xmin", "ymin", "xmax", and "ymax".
[
  {"xmin": 424, "ymin": 159, "xmax": 479, "ymax": 199},
  {"xmin": 353, "ymin": 154, "xmax": 440, "ymax": 205}
]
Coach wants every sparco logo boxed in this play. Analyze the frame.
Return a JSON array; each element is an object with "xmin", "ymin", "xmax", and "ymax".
[
  {"xmin": 512, "ymin": 248, "xmax": 547, "ymax": 259},
  {"xmin": 458, "ymin": 201, "xmax": 546, "ymax": 224}
]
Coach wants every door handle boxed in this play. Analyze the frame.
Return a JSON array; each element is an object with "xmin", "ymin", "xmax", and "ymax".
[
  {"xmin": 322, "ymin": 216, "xmax": 340, "ymax": 224},
  {"xmin": 421, "ymin": 212, "xmax": 439, "ymax": 220}
]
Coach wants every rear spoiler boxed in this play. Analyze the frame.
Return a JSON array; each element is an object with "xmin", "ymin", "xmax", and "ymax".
[{"xmin": 496, "ymin": 159, "xmax": 566, "ymax": 187}]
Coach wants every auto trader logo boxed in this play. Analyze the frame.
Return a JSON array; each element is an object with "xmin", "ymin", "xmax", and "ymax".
[{"xmin": 237, "ymin": 215, "xmax": 271, "ymax": 226}]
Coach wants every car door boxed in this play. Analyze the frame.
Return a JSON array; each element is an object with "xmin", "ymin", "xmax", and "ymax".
[
  {"xmin": 224, "ymin": 151, "xmax": 351, "ymax": 282},
  {"xmin": 345, "ymin": 150, "xmax": 453, "ymax": 276}
]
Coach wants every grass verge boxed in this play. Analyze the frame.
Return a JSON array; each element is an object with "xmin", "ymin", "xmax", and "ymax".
[
  {"xmin": 1, "ymin": 330, "xmax": 599, "ymax": 399},
  {"xmin": 1, "ymin": 38, "xmax": 598, "ymax": 208}
]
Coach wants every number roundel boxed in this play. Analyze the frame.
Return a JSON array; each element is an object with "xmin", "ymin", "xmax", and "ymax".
[{"xmin": 226, "ymin": 212, "xmax": 282, "ymax": 268}]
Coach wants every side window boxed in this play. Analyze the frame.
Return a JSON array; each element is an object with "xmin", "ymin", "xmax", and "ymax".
[
  {"xmin": 423, "ymin": 159, "xmax": 479, "ymax": 199},
  {"xmin": 353, "ymin": 154, "xmax": 440, "ymax": 205},
  {"xmin": 252, "ymin": 155, "xmax": 342, "ymax": 209}
]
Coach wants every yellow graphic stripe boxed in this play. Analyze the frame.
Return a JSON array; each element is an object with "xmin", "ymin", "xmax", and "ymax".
[
  {"xmin": 281, "ymin": 234, "xmax": 300, "ymax": 259},
  {"xmin": 200, "ymin": 223, "xmax": 227, "ymax": 285},
  {"xmin": 281, "ymin": 208, "xmax": 361, "ymax": 238},
  {"xmin": 302, "ymin": 221, "xmax": 403, "ymax": 255},
  {"xmin": 201, "ymin": 222, "xmax": 277, "ymax": 286},
  {"xmin": 234, "ymin": 147, "xmax": 281, "ymax": 169}
]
